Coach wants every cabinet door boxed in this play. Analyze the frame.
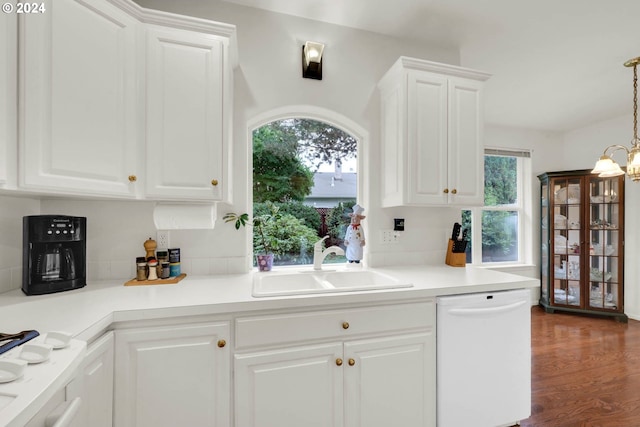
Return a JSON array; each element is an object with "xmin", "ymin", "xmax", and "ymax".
[
  {"xmin": 114, "ymin": 322, "xmax": 230, "ymax": 427},
  {"xmin": 447, "ymin": 77, "xmax": 484, "ymax": 206},
  {"xmin": 235, "ymin": 343, "xmax": 344, "ymax": 427},
  {"xmin": 406, "ymin": 71, "xmax": 449, "ymax": 205},
  {"xmin": 344, "ymin": 333, "xmax": 435, "ymax": 427},
  {"xmin": 587, "ymin": 175, "xmax": 624, "ymax": 312},
  {"xmin": 145, "ymin": 26, "xmax": 228, "ymax": 201},
  {"xmin": 0, "ymin": 10, "xmax": 16, "ymax": 188},
  {"xmin": 67, "ymin": 331, "xmax": 114, "ymax": 427},
  {"xmin": 19, "ymin": 0, "xmax": 139, "ymax": 197}
]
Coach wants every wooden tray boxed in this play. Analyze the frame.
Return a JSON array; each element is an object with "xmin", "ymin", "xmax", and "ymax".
[{"xmin": 124, "ymin": 273, "xmax": 187, "ymax": 286}]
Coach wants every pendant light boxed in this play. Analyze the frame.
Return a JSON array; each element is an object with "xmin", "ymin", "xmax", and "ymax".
[{"xmin": 592, "ymin": 57, "xmax": 640, "ymax": 181}]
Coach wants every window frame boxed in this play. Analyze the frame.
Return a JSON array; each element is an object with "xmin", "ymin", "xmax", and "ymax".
[
  {"xmin": 247, "ymin": 108, "xmax": 367, "ymax": 268},
  {"xmin": 467, "ymin": 148, "xmax": 533, "ymax": 266}
]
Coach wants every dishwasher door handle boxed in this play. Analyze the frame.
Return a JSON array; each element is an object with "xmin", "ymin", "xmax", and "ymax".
[
  {"xmin": 45, "ymin": 397, "xmax": 82, "ymax": 427},
  {"xmin": 447, "ymin": 300, "xmax": 527, "ymax": 317}
]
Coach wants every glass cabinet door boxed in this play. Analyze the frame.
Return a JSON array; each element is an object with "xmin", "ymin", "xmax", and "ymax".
[
  {"xmin": 541, "ymin": 180, "xmax": 549, "ymax": 303},
  {"xmin": 587, "ymin": 176, "xmax": 622, "ymax": 311},
  {"xmin": 551, "ymin": 177, "xmax": 582, "ymax": 307}
]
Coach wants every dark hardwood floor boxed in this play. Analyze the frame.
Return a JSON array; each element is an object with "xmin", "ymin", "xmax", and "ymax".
[{"xmin": 518, "ymin": 306, "xmax": 640, "ymax": 427}]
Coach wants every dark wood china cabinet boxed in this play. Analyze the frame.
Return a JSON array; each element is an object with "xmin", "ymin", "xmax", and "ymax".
[{"xmin": 539, "ymin": 170, "xmax": 626, "ymax": 322}]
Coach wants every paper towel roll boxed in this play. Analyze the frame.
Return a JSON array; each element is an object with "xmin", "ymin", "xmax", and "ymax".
[{"xmin": 153, "ymin": 203, "xmax": 217, "ymax": 230}]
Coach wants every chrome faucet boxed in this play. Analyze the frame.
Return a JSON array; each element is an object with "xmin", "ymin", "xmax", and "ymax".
[{"xmin": 313, "ymin": 236, "xmax": 345, "ymax": 270}]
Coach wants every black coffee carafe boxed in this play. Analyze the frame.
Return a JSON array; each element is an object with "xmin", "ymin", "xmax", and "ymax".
[{"xmin": 35, "ymin": 245, "xmax": 76, "ymax": 282}]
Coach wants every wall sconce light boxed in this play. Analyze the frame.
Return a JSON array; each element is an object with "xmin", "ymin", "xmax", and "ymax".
[
  {"xmin": 592, "ymin": 56, "xmax": 640, "ymax": 181},
  {"xmin": 302, "ymin": 41, "xmax": 324, "ymax": 80}
]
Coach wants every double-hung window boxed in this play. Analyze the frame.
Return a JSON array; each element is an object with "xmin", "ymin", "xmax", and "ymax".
[{"xmin": 462, "ymin": 148, "xmax": 532, "ymax": 265}]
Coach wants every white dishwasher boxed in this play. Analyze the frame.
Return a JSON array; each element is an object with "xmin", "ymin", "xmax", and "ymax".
[{"xmin": 437, "ymin": 289, "xmax": 531, "ymax": 427}]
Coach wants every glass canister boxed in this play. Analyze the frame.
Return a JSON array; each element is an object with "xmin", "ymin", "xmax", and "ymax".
[
  {"xmin": 136, "ymin": 257, "xmax": 147, "ymax": 281},
  {"xmin": 157, "ymin": 250, "xmax": 169, "ymax": 263},
  {"xmin": 160, "ymin": 261, "xmax": 170, "ymax": 279},
  {"xmin": 147, "ymin": 259, "xmax": 159, "ymax": 280}
]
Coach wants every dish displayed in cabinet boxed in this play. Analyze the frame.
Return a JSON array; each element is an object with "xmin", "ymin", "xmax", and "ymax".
[
  {"xmin": 554, "ymin": 184, "xmax": 580, "ymax": 204},
  {"xmin": 589, "ymin": 269, "xmax": 613, "ymax": 282},
  {"xmin": 590, "ymin": 194, "xmax": 617, "ymax": 203}
]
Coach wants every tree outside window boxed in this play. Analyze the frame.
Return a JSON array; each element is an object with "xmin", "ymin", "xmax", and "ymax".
[
  {"xmin": 252, "ymin": 119, "xmax": 358, "ymax": 266},
  {"xmin": 463, "ymin": 149, "xmax": 531, "ymax": 264}
]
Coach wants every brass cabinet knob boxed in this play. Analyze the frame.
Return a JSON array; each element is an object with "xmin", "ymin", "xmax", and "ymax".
[
  {"xmin": 342, "ymin": 322, "xmax": 349, "ymax": 330},
  {"xmin": 451, "ymin": 189, "xmax": 457, "ymax": 194},
  {"xmin": 217, "ymin": 339, "xmax": 226, "ymax": 348},
  {"xmin": 211, "ymin": 179, "xmax": 219, "ymax": 186},
  {"xmin": 443, "ymin": 188, "xmax": 449, "ymax": 194},
  {"xmin": 348, "ymin": 358, "xmax": 355, "ymax": 366},
  {"xmin": 336, "ymin": 358, "xmax": 343, "ymax": 366},
  {"xmin": 128, "ymin": 175, "xmax": 137, "ymax": 182}
]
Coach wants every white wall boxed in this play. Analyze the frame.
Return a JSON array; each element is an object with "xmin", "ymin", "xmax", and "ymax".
[
  {"xmin": 0, "ymin": 194, "xmax": 40, "ymax": 292},
  {"xmin": 561, "ymin": 114, "xmax": 640, "ymax": 319}
]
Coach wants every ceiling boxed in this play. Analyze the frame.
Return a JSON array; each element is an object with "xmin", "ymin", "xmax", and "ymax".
[{"xmin": 222, "ymin": 0, "xmax": 640, "ymax": 132}]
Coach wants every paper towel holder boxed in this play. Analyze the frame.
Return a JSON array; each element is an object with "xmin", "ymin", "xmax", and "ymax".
[{"xmin": 153, "ymin": 203, "xmax": 217, "ymax": 230}]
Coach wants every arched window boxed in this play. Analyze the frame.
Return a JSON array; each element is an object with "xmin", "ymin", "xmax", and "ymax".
[{"xmin": 251, "ymin": 117, "xmax": 359, "ymax": 267}]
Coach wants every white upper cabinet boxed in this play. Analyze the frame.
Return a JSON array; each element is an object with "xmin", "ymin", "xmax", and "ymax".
[
  {"xmin": 14, "ymin": 0, "xmax": 236, "ymax": 201},
  {"xmin": 19, "ymin": 0, "xmax": 140, "ymax": 197},
  {"xmin": 1, "ymin": 11, "xmax": 17, "ymax": 188},
  {"xmin": 144, "ymin": 26, "xmax": 231, "ymax": 201},
  {"xmin": 379, "ymin": 57, "xmax": 490, "ymax": 207}
]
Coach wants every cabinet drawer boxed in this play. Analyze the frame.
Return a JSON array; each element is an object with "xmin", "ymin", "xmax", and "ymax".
[{"xmin": 235, "ymin": 301, "xmax": 434, "ymax": 350}]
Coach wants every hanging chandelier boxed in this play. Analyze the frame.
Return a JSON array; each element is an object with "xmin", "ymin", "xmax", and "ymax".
[{"xmin": 592, "ymin": 56, "xmax": 640, "ymax": 181}]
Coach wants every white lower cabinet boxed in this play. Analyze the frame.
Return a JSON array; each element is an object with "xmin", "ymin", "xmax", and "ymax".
[
  {"xmin": 68, "ymin": 331, "xmax": 115, "ymax": 427},
  {"xmin": 114, "ymin": 321, "xmax": 230, "ymax": 427},
  {"xmin": 234, "ymin": 301, "xmax": 436, "ymax": 427},
  {"xmin": 235, "ymin": 343, "xmax": 344, "ymax": 427},
  {"xmin": 344, "ymin": 334, "xmax": 432, "ymax": 427}
]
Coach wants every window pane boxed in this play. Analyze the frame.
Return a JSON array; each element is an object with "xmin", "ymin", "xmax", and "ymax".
[
  {"xmin": 482, "ymin": 211, "xmax": 518, "ymax": 262},
  {"xmin": 253, "ymin": 119, "xmax": 357, "ymax": 266},
  {"xmin": 461, "ymin": 210, "xmax": 472, "ymax": 263},
  {"xmin": 484, "ymin": 156, "xmax": 517, "ymax": 206}
]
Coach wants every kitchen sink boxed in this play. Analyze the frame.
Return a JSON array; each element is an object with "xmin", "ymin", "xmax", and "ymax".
[
  {"xmin": 323, "ymin": 270, "xmax": 408, "ymax": 289},
  {"xmin": 252, "ymin": 269, "xmax": 412, "ymax": 297}
]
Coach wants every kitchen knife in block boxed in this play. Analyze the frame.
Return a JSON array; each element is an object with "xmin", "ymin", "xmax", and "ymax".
[{"xmin": 445, "ymin": 239, "xmax": 466, "ymax": 267}]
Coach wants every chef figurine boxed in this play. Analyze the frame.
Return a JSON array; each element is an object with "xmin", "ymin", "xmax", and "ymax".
[{"xmin": 344, "ymin": 204, "xmax": 366, "ymax": 263}]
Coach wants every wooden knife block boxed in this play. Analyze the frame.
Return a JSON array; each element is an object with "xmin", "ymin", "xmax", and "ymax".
[{"xmin": 445, "ymin": 239, "xmax": 466, "ymax": 267}]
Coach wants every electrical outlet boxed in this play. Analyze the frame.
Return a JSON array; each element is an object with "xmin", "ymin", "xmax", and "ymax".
[
  {"xmin": 157, "ymin": 230, "xmax": 170, "ymax": 249},
  {"xmin": 381, "ymin": 230, "xmax": 400, "ymax": 244}
]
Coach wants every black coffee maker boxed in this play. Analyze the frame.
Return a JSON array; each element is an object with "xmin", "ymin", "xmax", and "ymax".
[{"xmin": 22, "ymin": 215, "xmax": 86, "ymax": 295}]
